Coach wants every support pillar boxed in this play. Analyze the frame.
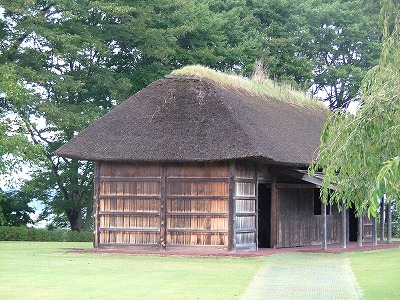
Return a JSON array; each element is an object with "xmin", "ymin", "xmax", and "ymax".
[
  {"xmin": 380, "ymin": 197, "xmax": 385, "ymax": 241},
  {"xmin": 322, "ymin": 202, "xmax": 327, "ymax": 250},
  {"xmin": 93, "ymin": 161, "xmax": 101, "ymax": 250},
  {"xmin": 387, "ymin": 201, "xmax": 392, "ymax": 244},
  {"xmin": 341, "ymin": 203, "xmax": 347, "ymax": 248},
  {"xmin": 357, "ymin": 209, "xmax": 363, "ymax": 247},
  {"xmin": 228, "ymin": 161, "xmax": 236, "ymax": 251},
  {"xmin": 372, "ymin": 216, "xmax": 378, "ymax": 246},
  {"xmin": 160, "ymin": 165, "xmax": 166, "ymax": 251}
]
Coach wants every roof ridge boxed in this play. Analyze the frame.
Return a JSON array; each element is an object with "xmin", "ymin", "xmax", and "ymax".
[{"xmin": 170, "ymin": 65, "xmax": 328, "ymax": 110}]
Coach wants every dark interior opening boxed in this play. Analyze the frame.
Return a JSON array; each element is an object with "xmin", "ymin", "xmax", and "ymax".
[
  {"xmin": 348, "ymin": 206, "xmax": 358, "ymax": 241},
  {"xmin": 313, "ymin": 189, "xmax": 322, "ymax": 215},
  {"xmin": 258, "ymin": 184, "xmax": 271, "ymax": 248}
]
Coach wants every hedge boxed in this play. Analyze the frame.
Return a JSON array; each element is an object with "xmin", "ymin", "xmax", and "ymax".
[{"xmin": 0, "ymin": 226, "xmax": 93, "ymax": 242}]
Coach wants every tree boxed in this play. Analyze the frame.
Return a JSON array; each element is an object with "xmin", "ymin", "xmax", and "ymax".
[
  {"xmin": 0, "ymin": 0, "xmax": 133, "ymax": 230},
  {"xmin": 250, "ymin": 0, "xmax": 382, "ymax": 109},
  {"xmin": 0, "ymin": 189, "xmax": 34, "ymax": 226},
  {"xmin": 0, "ymin": 0, "xmax": 263, "ymax": 230},
  {"xmin": 309, "ymin": 0, "xmax": 399, "ymax": 216}
]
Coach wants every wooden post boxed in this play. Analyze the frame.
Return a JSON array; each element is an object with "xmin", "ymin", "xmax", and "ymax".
[
  {"xmin": 341, "ymin": 203, "xmax": 347, "ymax": 248},
  {"xmin": 160, "ymin": 164, "xmax": 166, "ymax": 251},
  {"xmin": 254, "ymin": 164, "xmax": 258, "ymax": 251},
  {"xmin": 322, "ymin": 202, "xmax": 327, "ymax": 250},
  {"xmin": 357, "ymin": 210, "xmax": 363, "ymax": 247},
  {"xmin": 270, "ymin": 178, "xmax": 278, "ymax": 248},
  {"xmin": 387, "ymin": 201, "xmax": 392, "ymax": 244},
  {"xmin": 380, "ymin": 196, "xmax": 385, "ymax": 241},
  {"xmin": 93, "ymin": 161, "xmax": 101, "ymax": 250},
  {"xmin": 228, "ymin": 161, "xmax": 236, "ymax": 251},
  {"xmin": 372, "ymin": 216, "xmax": 378, "ymax": 245}
]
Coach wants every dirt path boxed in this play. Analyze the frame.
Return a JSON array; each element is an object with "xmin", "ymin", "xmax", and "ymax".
[{"xmin": 241, "ymin": 253, "xmax": 363, "ymax": 300}]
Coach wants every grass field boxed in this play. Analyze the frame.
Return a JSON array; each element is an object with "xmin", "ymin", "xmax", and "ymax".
[
  {"xmin": 348, "ymin": 248, "xmax": 400, "ymax": 300},
  {"xmin": 0, "ymin": 242, "xmax": 265, "ymax": 299},
  {"xmin": 1, "ymin": 242, "xmax": 399, "ymax": 299}
]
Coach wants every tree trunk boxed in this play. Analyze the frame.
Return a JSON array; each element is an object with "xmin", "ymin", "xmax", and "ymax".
[
  {"xmin": 67, "ymin": 208, "xmax": 82, "ymax": 231},
  {"xmin": 82, "ymin": 190, "xmax": 93, "ymax": 231}
]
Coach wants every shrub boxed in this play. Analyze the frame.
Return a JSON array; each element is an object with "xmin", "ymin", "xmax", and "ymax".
[{"xmin": 0, "ymin": 226, "xmax": 93, "ymax": 242}]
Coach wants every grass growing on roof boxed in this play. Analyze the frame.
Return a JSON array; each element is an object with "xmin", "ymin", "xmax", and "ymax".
[{"xmin": 171, "ymin": 65, "xmax": 327, "ymax": 109}]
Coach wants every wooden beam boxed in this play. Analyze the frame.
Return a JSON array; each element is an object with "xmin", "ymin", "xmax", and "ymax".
[
  {"xmin": 275, "ymin": 183, "xmax": 316, "ymax": 189},
  {"xmin": 271, "ymin": 166, "xmax": 336, "ymax": 190},
  {"xmin": 341, "ymin": 203, "xmax": 347, "ymax": 248}
]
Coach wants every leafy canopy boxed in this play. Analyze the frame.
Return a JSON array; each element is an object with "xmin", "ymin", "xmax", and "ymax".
[{"xmin": 309, "ymin": 0, "xmax": 400, "ymax": 216}]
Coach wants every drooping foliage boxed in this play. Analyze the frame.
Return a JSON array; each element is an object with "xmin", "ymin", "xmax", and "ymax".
[{"xmin": 309, "ymin": 0, "xmax": 400, "ymax": 216}]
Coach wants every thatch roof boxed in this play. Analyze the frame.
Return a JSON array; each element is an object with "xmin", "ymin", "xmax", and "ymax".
[{"xmin": 54, "ymin": 67, "xmax": 328, "ymax": 166}]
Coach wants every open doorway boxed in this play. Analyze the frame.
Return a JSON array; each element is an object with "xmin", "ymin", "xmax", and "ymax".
[
  {"xmin": 348, "ymin": 206, "xmax": 358, "ymax": 241},
  {"xmin": 258, "ymin": 184, "xmax": 271, "ymax": 248}
]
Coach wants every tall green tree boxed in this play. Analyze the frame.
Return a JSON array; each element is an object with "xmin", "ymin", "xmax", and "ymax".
[
  {"xmin": 309, "ymin": 0, "xmax": 399, "ymax": 216},
  {"xmin": 0, "ymin": 0, "xmax": 263, "ymax": 230},
  {"xmin": 250, "ymin": 0, "xmax": 381, "ymax": 109},
  {"xmin": 0, "ymin": 0, "xmax": 133, "ymax": 230}
]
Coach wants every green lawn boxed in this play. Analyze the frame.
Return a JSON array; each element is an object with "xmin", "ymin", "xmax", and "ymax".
[
  {"xmin": 1, "ymin": 242, "xmax": 400, "ymax": 299},
  {"xmin": 0, "ymin": 242, "xmax": 265, "ymax": 299},
  {"xmin": 347, "ymin": 248, "xmax": 400, "ymax": 300}
]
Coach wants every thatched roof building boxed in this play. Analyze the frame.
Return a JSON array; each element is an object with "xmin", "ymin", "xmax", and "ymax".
[
  {"xmin": 55, "ymin": 67, "xmax": 327, "ymax": 166},
  {"xmin": 56, "ymin": 66, "xmax": 346, "ymax": 252}
]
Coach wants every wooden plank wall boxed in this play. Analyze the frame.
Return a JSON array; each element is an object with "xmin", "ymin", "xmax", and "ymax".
[
  {"xmin": 166, "ymin": 162, "xmax": 229, "ymax": 247},
  {"xmin": 234, "ymin": 161, "xmax": 257, "ymax": 251},
  {"xmin": 97, "ymin": 162, "xmax": 161, "ymax": 248},
  {"xmin": 95, "ymin": 161, "xmax": 230, "ymax": 249},
  {"xmin": 277, "ymin": 188, "xmax": 342, "ymax": 247}
]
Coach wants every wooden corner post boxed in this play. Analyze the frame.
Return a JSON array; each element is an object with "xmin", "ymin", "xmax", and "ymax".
[
  {"xmin": 93, "ymin": 161, "xmax": 101, "ymax": 249},
  {"xmin": 160, "ymin": 164, "xmax": 167, "ymax": 251},
  {"xmin": 228, "ymin": 161, "xmax": 236, "ymax": 252}
]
